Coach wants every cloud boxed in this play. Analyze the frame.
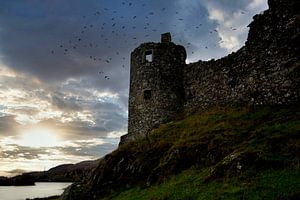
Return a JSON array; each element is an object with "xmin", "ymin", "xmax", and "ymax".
[
  {"xmin": 203, "ymin": 0, "xmax": 268, "ymax": 52},
  {"xmin": 5, "ymin": 169, "xmax": 28, "ymax": 176},
  {"xmin": 0, "ymin": 0, "xmax": 132, "ymax": 95},
  {"xmin": 51, "ymin": 92, "xmax": 82, "ymax": 112},
  {"xmin": 0, "ymin": 0, "xmax": 269, "ymax": 175},
  {"xmin": 0, "ymin": 116, "xmax": 20, "ymax": 136},
  {"xmin": 173, "ymin": 0, "xmax": 268, "ymax": 61},
  {"xmin": 249, "ymin": 0, "xmax": 269, "ymax": 9},
  {"xmin": 0, "ymin": 60, "xmax": 126, "ymax": 175},
  {"xmin": 0, "ymin": 62, "xmax": 127, "ymax": 129},
  {"xmin": 0, "ymin": 130, "xmax": 121, "ymax": 175}
]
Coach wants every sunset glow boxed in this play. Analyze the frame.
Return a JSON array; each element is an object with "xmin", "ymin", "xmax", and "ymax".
[
  {"xmin": 19, "ymin": 127, "xmax": 60, "ymax": 148},
  {"xmin": 0, "ymin": 0, "xmax": 268, "ymax": 177}
]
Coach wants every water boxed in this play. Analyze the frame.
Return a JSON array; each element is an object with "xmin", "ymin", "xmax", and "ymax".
[{"xmin": 0, "ymin": 182, "xmax": 72, "ymax": 200}]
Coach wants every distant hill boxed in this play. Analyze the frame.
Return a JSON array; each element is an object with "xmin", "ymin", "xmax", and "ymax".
[
  {"xmin": 0, "ymin": 174, "xmax": 35, "ymax": 186},
  {"xmin": 0, "ymin": 159, "xmax": 100, "ymax": 186},
  {"xmin": 25, "ymin": 159, "xmax": 100, "ymax": 182}
]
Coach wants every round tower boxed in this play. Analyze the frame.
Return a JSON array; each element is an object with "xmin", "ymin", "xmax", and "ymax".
[{"xmin": 120, "ymin": 33, "xmax": 187, "ymax": 145}]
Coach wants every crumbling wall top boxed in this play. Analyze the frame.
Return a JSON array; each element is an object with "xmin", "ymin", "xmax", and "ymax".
[{"xmin": 161, "ymin": 32, "xmax": 172, "ymax": 43}]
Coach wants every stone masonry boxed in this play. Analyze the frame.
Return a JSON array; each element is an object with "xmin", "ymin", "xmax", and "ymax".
[
  {"xmin": 121, "ymin": 33, "xmax": 187, "ymax": 144},
  {"xmin": 120, "ymin": 0, "xmax": 300, "ymax": 145}
]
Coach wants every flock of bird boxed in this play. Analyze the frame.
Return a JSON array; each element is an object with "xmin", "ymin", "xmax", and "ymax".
[{"xmin": 50, "ymin": 1, "xmax": 247, "ymax": 80}]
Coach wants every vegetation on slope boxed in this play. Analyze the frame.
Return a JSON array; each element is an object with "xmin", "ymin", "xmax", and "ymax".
[
  {"xmin": 62, "ymin": 105, "xmax": 299, "ymax": 200},
  {"xmin": 105, "ymin": 168, "xmax": 299, "ymax": 200},
  {"xmin": 95, "ymin": 105, "xmax": 300, "ymax": 200}
]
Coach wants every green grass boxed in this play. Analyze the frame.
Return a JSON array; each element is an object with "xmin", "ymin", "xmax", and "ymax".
[
  {"xmin": 102, "ymin": 168, "xmax": 300, "ymax": 200},
  {"xmin": 95, "ymin": 105, "xmax": 300, "ymax": 200}
]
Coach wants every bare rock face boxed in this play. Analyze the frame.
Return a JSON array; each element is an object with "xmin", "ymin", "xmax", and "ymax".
[{"xmin": 121, "ymin": 0, "xmax": 300, "ymax": 145}]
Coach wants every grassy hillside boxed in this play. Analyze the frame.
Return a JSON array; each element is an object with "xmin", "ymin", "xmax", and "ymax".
[
  {"xmin": 105, "ymin": 168, "xmax": 299, "ymax": 200},
  {"xmin": 95, "ymin": 105, "xmax": 299, "ymax": 200}
]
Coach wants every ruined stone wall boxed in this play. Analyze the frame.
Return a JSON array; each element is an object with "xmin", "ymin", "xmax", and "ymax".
[
  {"xmin": 120, "ymin": 0, "xmax": 299, "ymax": 145},
  {"xmin": 183, "ymin": 0, "xmax": 299, "ymax": 114},
  {"xmin": 121, "ymin": 42, "xmax": 186, "ymax": 144}
]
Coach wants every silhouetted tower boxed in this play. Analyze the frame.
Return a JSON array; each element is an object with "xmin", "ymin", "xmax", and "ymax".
[{"xmin": 120, "ymin": 33, "xmax": 187, "ymax": 144}]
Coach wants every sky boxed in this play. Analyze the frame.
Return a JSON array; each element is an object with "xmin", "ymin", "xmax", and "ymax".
[{"xmin": 0, "ymin": 0, "xmax": 268, "ymax": 177}]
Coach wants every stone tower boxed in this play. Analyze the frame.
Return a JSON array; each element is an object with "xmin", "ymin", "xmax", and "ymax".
[{"xmin": 120, "ymin": 33, "xmax": 187, "ymax": 145}]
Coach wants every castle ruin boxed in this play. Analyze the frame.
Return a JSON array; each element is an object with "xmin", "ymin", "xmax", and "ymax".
[
  {"xmin": 124, "ymin": 33, "xmax": 186, "ymax": 144},
  {"xmin": 120, "ymin": 0, "xmax": 299, "ymax": 145}
]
